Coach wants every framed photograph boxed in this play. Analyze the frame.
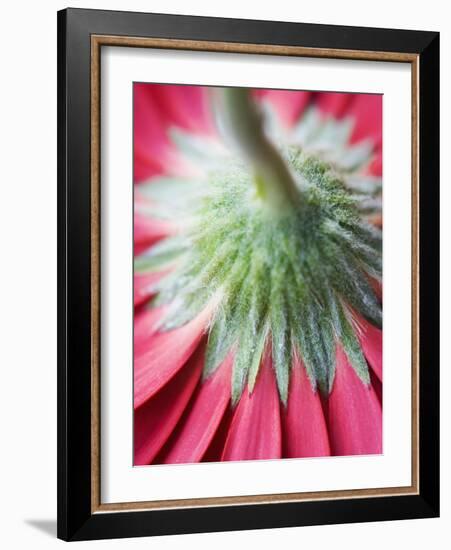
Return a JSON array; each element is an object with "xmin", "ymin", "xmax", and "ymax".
[{"xmin": 57, "ymin": 8, "xmax": 439, "ymax": 541}]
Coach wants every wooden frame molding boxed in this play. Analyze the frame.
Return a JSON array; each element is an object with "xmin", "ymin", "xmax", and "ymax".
[{"xmin": 90, "ymin": 34, "xmax": 420, "ymax": 515}]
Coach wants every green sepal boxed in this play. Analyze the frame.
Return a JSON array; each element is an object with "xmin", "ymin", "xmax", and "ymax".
[
  {"xmin": 338, "ymin": 140, "xmax": 373, "ymax": 171},
  {"xmin": 204, "ymin": 308, "xmax": 234, "ymax": 380},
  {"xmin": 289, "ymin": 293, "xmax": 336, "ymax": 395},
  {"xmin": 158, "ymin": 289, "xmax": 209, "ymax": 332},
  {"xmin": 346, "ymin": 175, "xmax": 382, "ymax": 196},
  {"xmin": 202, "ymin": 255, "xmax": 253, "ymax": 380},
  {"xmin": 329, "ymin": 296, "xmax": 370, "ymax": 385},
  {"xmin": 139, "ymin": 177, "xmax": 204, "ymax": 205},
  {"xmin": 169, "ymin": 128, "xmax": 226, "ymax": 167},
  {"xmin": 134, "ymin": 237, "xmax": 187, "ymax": 274},
  {"xmin": 248, "ymin": 323, "xmax": 269, "ymax": 393},
  {"xmin": 231, "ymin": 332, "xmax": 252, "ymax": 406},
  {"xmin": 270, "ymin": 284, "xmax": 291, "ymax": 405},
  {"xmin": 328, "ymin": 246, "xmax": 382, "ymax": 329},
  {"xmin": 290, "ymin": 108, "xmax": 324, "ymax": 146}
]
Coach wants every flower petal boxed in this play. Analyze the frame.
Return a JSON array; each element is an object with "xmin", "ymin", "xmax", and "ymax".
[
  {"xmin": 134, "ymin": 306, "xmax": 211, "ymax": 408},
  {"xmin": 222, "ymin": 350, "xmax": 282, "ymax": 461},
  {"xmin": 327, "ymin": 347, "xmax": 382, "ymax": 456},
  {"xmin": 255, "ymin": 89, "xmax": 311, "ymax": 127},
  {"xmin": 134, "ymin": 344, "xmax": 204, "ymax": 465},
  {"xmin": 134, "ymin": 213, "xmax": 174, "ymax": 251},
  {"xmin": 370, "ymin": 370, "xmax": 382, "ymax": 405},
  {"xmin": 134, "ymin": 84, "xmax": 173, "ymax": 181},
  {"xmin": 315, "ymin": 92, "xmax": 353, "ymax": 117},
  {"xmin": 201, "ymin": 407, "xmax": 234, "ymax": 462},
  {"xmin": 134, "ymin": 84, "xmax": 187, "ymax": 181},
  {"xmin": 347, "ymin": 94, "xmax": 383, "ymax": 148},
  {"xmin": 283, "ymin": 355, "xmax": 331, "ymax": 458},
  {"xmin": 357, "ymin": 317, "xmax": 383, "ymax": 381},
  {"xmin": 368, "ymin": 153, "xmax": 382, "ymax": 177},
  {"xmin": 134, "ymin": 306, "xmax": 167, "ymax": 356},
  {"xmin": 134, "ymin": 272, "xmax": 167, "ymax": 307},
  {"xmin": 159, "ymin": 354, "xmax": 233, "ymax": 464},
  {"xmin": 150, "ymin": 84, "xmax": 215, "ymax": 134}
]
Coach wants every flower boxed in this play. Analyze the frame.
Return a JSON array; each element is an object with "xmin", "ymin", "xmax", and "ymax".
[{"xmin": 133, "ymin": 84, "xmax": 383, "ymax": 465}]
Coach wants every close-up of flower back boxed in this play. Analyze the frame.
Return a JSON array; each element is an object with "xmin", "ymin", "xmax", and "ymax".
[{"xmin": 133, "ymin": 84, "xmax": 383, "ymax": 466}]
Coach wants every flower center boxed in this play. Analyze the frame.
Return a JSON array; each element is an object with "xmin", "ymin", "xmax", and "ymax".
[
  {"xmin": 135, "ymin": 90, "xmax": 382, "ymax": 405},
  {"xmin": 145, "ymin": 147, "xmax": 381, "ymax": 405}
]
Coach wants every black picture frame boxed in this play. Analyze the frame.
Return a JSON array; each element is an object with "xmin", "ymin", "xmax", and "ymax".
[{"xmin": 57, "ymin": 7, "xmax": 439, "ymax": 541}]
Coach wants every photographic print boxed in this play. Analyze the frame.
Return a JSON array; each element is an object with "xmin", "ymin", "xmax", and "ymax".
[{"xmin": 133, "ymin": 84, "xmax": 383, "ymax": 466}]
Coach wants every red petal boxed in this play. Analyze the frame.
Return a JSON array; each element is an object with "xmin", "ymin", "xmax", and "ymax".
[
  {"xmin": 201, "ymin": 406, "xmax": 234, "ymax": 462},
  {"xmin": 315, "ymin": 92, "xmax": 353, "ymax": 117},
  {"xmin": 221, "ymin": 350, "xmax": 282, "ymax": 461},
  {"xmin": 327, "ymin": 347, "xmax": 382, "ymax": 456},
  {"xmin": 150, "ymin": 84, "xmax": 215, "ymax": 134},
  {"xmin": 134, "ymin": 344, "xmax": 204, "ymax": 465},
  {"xmin": 134, "ymin": 271, "xmax": 168, "ymax": 307},
  {"xmin": 159, "ymin": 354, "xmax": 233, "ymax": 464},
  {"xmin": 134, "ymin": 306, "xmax": 211, "ymax": 408},
  {"xmin": 370, "ymin": 370, "xmax": 382, "ymax": 405},
  {"xmin": 134, "ymin": 83, "xmax": 186, "ymax": 182},
  {"xmin": 347, "ymin": 94, "xmax": 382, "ymax": 148},
  {"xmin": 255, "ymin": 89, "xmax": 311, "ymax": 127},
  {"xmin": 316, "ymin": 92, "xmax": 382, "ymax": 177},
  {"xmin": 134, "ymin": 84, "xmax": 172, "ymax": 180},
  {"xmin": 357, "ymin": 317, "xmax": 383, "ymax": 381},
  {"xmin": 134, "ymin": 147, "xmax": 165, "ymax": 182},
  {"xmin": 368, "ymin": 152, "xmax": 382, "ymax": 176},
  {"xmin": 134, "ymin": 306, "xmax": 167, "ymax": 356},
  {"xmin": 283, "ymin": 355, "xmax": 331, "ymax": 457},
  {"xmin": 134, "ymin": 213, "xmax": 174, "ymax": 249}
]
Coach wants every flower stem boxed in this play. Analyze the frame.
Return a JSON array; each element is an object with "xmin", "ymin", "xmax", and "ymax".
[{"xmin": 213, "ymin": 88, "xmax": 299, "ymax": 213}]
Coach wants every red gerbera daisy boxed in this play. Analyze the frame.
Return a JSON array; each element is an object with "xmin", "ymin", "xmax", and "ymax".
[{"xmin": 133, "ymin": 84, "xmax": 382, "ymax": 465}]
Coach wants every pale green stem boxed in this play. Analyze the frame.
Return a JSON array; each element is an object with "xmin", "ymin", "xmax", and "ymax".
[{"xmin": 213, "ymin": 88, "xmax": 299, "ymax": 212}]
